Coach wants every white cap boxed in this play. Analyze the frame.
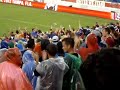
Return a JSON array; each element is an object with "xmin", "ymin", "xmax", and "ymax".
[{"xmin": 52, "ymin": 36, "xmax": 59, "ymax": 42}]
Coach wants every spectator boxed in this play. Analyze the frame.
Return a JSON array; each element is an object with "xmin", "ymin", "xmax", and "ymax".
[
  {"xmin": 80, "ymin": 48, "xmax": 120, "ymax": 90},
  {"xmin": 16, "ymin": 40, "xmax": 25, "ymax": 52},
  {"xmin": 15, "ymin": 30, "xmax": 20, "ymax": 39},
  {"xmin": 57, "ymin": 41, "xmax": 65, "ymax": 57},
  {"xmin": 74, "ymin": 31, "xmax": 83, "ymax": 50},
  {"xmin": 34, "ymin": 39, "xmax": 42, "ymax": 55},
  {"xmin": 31, "ymin": 28, "xmax": 38, "ymax": 38},
  {"xmin": 0, "ymin": 48, "xmax": 33, "ymax": 90},
  {"xmin": 52, "ymin": 35, "xmax": 59, "ymax": 45},
  {"xmin": 101, "ymin": 27, "xmax": 115, "ymax": 47},
  {"xmin": 62, "ymin": 37, "xmax": 85, "ymax": 90},
  {"xmin": 8, "ymin": 40, "xmax": 14, "ymax": 48},
  {"xmin": 0, "ymin": 40, "xmax": 8, "ymax": 49},
  {"xmin": 22, "ymin": 39, "xmax": 38, "ymax": 83},
  {"xmin": 0, "ymin": 48, "xmax": 7, "ymax": 63},
  {"xmin": 34, "ymin": 44, "xmax": 69, "ymax": 90},
  {"xmin": 40, "ymin": 39, "xmax": 50, "ymax": 61},
  {"xmin": 79, "ymin": 33, "xmax": 100, "ymax": 61}
]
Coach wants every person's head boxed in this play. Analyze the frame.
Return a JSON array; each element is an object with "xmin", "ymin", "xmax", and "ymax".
[
  {"xmin": 86, "ymin": 33, "xmax": 98, "ymax": 47},
  {"xmin": 0, "ymin": 48, "xmax": 8, "ymax": 63},
  {"xmin": 102, "ymin": 27, "xmax": 111, "ymax": 37},
  {"xmin": 62, "ymin": 37, "xmax": 74, "ymax": 53},
  {"xmin": 57, "ymin": 41, "xmax": 64, "ymax": 57},
  {"xmin": 52, "ymin": 35, "xmax": 59, "ymax": 45},
  {"xmin": 16, "ymin": 30, "xmax": 19, "ymax": 34},
  {"xmin": 4, "ymin": 48, "xmax": 22, "ymax": 67},
  {"xmin": 32, "ymin": 28, "xmax": 35, "ymax": 32},
  {"xmin": 41, "ymin": 39, "xmax": 50, "ymax": 50},
  {"xmin": 42, "ymin": 34, "xmax": 48, "ymax": 39},
  {"xmin": 75, "ymin": 30, "xmax": 83, "ymax": 38},
  {"xmin": 1, "ymin": 41, "xmax": 8, "ymax": 49},
  {"xmin": 27, "ymin": 39, "xmax": 35, "ymax": 50},
  {"xmin": 38, "ymin": 30, "xmax": 42, "ymax": 33},
  {"xmin": 8, "ymin": 41, "xmax": 14, "ymax": 48},
  {"xmin": 109, "ymin": 26, "xmax": 115, "ymax": 32},
  {"xmin": 46, "ymin": 44, "xmax": 57, "ymax": 57},
  {"xmin": 36, "ymin": 39, "xmax": 41, "ymax": 43},
  {"xmin": 80, "ymin": 48, "xmax": 120, "ymax": 90}
]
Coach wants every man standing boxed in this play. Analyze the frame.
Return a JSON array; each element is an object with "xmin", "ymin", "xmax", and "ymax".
[
  {"xmin": 34, "ymin": 44, "xmax": 68, "ymax": 90},
  {"xmin": 62, "ymin": 37, "xmax": 85, "ymax": 90}
]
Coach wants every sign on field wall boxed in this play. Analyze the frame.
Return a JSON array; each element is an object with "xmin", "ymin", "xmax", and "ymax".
[
  {"xmin": 61, "ymin": 0, "xmax": 120, "ymax": 3},
  {"xmin": 111, "ymin": 11, "xmax": 120, "ymax": 20},
  {"xmin": 44, "ymin": 0, "xmax": 60, "ymax": 4},
  {"xmin": 0, "ymin": 0, "xmax": 32, "ymax": 6},
  {"xmin": 76, "ymin": 0, "xmax": 105, "ymax": 7},
  {"xmin": 43, "ymin": 0, "xmax": 120, "ymax": 14},
  {"xmin": 43, "ymin": 0, "xmax": 105, "ymax": 7},
  {"xmin": 61, "ymin": 0, "xmax": 76, "ymax": 2}
]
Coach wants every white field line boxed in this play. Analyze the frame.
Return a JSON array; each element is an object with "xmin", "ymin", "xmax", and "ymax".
[{"xmin": 0, "ymin": 17, "xmax": 50, "ymax": 28}]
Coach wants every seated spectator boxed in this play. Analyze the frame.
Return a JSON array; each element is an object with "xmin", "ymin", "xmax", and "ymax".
[
  {"xmin": 0, "ymin": 48, "xmax": 33, "ymax": 90},
  {"xmin": 80, "ymin": 48, "xmax": 120, "ymax": 90}
]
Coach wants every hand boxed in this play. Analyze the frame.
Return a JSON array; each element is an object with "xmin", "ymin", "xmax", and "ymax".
[
  {"xmin": 42, "ymin": 50, "xmax": 48, "ymax": 60},
  {"xmin": 74, "ymin": 36, "xmax": 81, "ymax": 49},
  {"xmin": 32, "ymin": 52, "xmax": 39, "ymax": 64}
]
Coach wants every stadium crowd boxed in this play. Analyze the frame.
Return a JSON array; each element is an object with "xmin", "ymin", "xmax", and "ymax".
[{"xmin": 0, "ymin": 22, "xmax": 120, "ymax": 90}]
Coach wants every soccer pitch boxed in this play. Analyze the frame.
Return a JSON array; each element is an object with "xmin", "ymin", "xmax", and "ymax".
[{"xmin": 0, "ymin": 3, "xmax": 116, "ymax": 36}]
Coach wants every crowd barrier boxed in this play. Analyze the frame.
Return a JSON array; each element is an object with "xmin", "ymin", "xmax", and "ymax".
[
  {"xmin": 57, "ymin": 5, "xmax": 111, "ymax": 19},
  {"xmin": 32, "ymin": 2, "xmax": 46, "ymax": 9}
]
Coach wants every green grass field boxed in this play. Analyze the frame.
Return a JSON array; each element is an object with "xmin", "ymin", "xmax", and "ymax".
[{"xmin": 0, "ymin": 3, "xmax": 116, "ymax": 36}]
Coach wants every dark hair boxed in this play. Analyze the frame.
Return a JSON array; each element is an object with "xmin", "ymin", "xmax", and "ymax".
[
  {"xmin": 36, "ymin": 39, "xmax": 41, "ymax": 43},
  {"xmin": 80, "ymin": 48, "xmax": 120, "ymax": 90},
  {"xmin": 109, "ymin": 26, "xmax": 115, "ymax": 31},
  {"xmin": 104, "ymin": 27, "xmax": 111, "ymax": 34},
  {"xmin": 62, "ymin": 37, "xmax": 74, "ymax": 48},
  {"xmin": 41, "ymin": 39, "xmax": 50, "ymax": 50},
  {"xmin": 57, "ymin": 41, "xmax": 64, "ymax": 57},
  {"xmin": 97, "ymin": 36, "xmax": 101, "ymax": 43},
  {"xmin": 16, "ymin": 30, "xmax": 19, "ymax": 34},
  {"xmin": 32, "ymin": 28, "xmax": 35, "ymax": 31},
  {"xmin": 46, "ymin": 44, "xmax": 57, "ymax": 56},
  {"xmin": 27, "ymin": 39, "xmax": 35, "ymax": 49},
  {"xmin": 38, "ymin": 30, "xmax": 42, "ymax": 33}
]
